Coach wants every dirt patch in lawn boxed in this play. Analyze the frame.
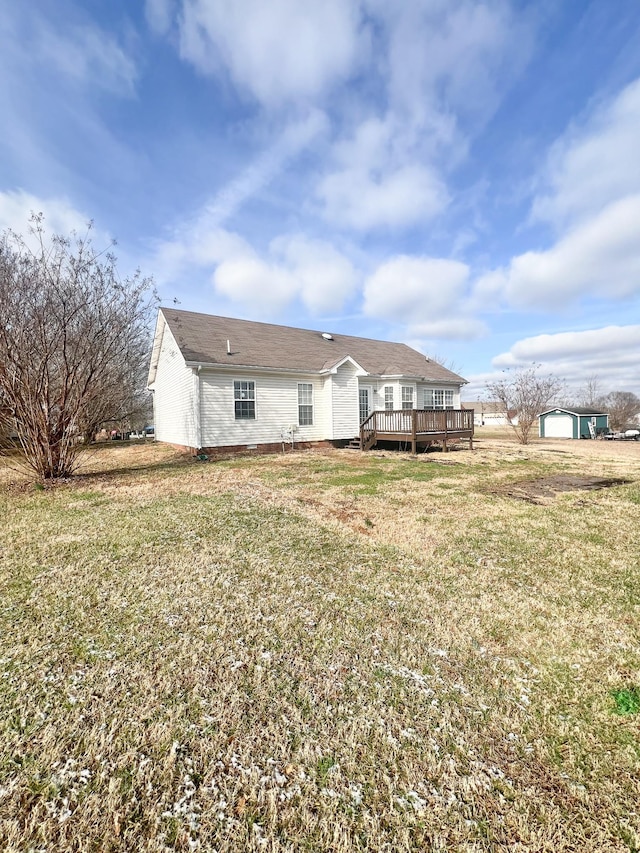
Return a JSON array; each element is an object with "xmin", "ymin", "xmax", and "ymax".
[{"xmin": 496, "ymin": 474, "xmax": 632, "ymax": 504}]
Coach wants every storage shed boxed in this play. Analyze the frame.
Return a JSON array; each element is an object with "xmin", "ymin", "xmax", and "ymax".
[{"xmin": 539, "ymin": 407, "xmax": 609, "ymax": 439}]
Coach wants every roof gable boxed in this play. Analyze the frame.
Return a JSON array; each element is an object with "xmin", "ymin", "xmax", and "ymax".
[
  {"xmin": 539, "ymin": 407, "xmax": 608, "ymax": 417},
  {"xmin": 322, "ymin": 354, "xmax": 368, "ymax": 375},
  {"xmin": 152, "ymin": 309, "xmax": 467, "ymax": 384}
]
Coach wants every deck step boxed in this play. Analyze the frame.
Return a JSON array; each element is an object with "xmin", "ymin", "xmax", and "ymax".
[{"xmin": 346, "ymin": 438, "xmax": 362, "ymax": 450}]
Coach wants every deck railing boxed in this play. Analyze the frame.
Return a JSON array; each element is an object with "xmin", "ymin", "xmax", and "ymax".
[{"xmin": 359, "ymin": 408, "xmax": 474, "ymax": 450}]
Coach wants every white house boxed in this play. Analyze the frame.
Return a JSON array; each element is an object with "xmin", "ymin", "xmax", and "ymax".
[
  {"xmin": 147, "ymin": 309, "xmax": 469, "ymax": 454},
  {"xmin": 462, "ymin": 400, "xmax": 518, "ymax": 426}
]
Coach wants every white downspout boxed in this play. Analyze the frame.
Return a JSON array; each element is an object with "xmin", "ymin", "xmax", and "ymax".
[{"xmin": 194, "ymin": 367, "xmax": 202, "ymax": 450}]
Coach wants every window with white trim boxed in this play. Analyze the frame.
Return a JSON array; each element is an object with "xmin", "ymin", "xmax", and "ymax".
[
  {"xmin": 384, "ymin": 385, "xmax": 394, "ymax": 410},
  {"xmin": 424, "ymin": 388, "xmax": 454, "ymax": 409},
  {"xmin": 298, "ymin": 383, "xmax": 313, "ymax": 426},
  {"xmin": 401, "ymin": 386, "xmax": 414, "ymax": 410},
  {"xmin": 234, "ymin": 380, "xmax": 255, "ymax": 419}
]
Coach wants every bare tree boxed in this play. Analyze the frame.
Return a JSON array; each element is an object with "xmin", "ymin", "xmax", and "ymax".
[
  {"xmin": 430, "ymin": 352, "xmax": 464, "ymax": 377},
  {"xmin": 486, "ymin": 365, "xmax": 563, "ymax": 445},
  {"xmin": 0, "ymin": 216, "xmax": 157, "ymax": 479},
  {"xmin": 577, "ymin": 376, "xmax": 603, "ymax": 409},
  {"xmin": 569, "ymin": 379, "xmax": 639, "ymax": 431},
  {"xmin": 0, "ymin": 395, "xmax": 13, "ymax": 442},
  {"xmin": 602, "ymin": 391, "xmax": 640, "ymax": 432}
]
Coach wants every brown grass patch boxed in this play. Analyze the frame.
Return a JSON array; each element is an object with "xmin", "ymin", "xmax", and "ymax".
[{"xmin": 1, "ymin": 438, "xmax": 639, "ymax": 851}]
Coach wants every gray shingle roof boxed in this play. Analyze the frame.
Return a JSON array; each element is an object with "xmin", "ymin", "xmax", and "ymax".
[{"xmin": 160, "ymin": 309, "xmax": 466, "ymax": 383}]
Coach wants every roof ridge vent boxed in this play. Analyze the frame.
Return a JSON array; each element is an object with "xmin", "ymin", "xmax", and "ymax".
[{"xmin": 321, "ymin": 332, "xmax": 334, "ymax": 340}]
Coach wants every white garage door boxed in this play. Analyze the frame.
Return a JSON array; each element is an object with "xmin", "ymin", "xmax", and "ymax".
[{"xmin": 544, "ymin": 415, "xmax": 573, "ymax": 438}]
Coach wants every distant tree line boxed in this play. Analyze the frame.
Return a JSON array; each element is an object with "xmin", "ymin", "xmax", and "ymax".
[{"xmin": 0, "ymin": 216, "xmax": 157, "ymax": 480}]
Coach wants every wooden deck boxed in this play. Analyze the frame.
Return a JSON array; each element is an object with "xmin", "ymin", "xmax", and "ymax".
[{"xmin": 359, "ymin": 409, "xmax": 474, "ymax": 453}]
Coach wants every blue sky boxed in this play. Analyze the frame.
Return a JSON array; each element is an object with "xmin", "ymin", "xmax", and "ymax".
[{"xmin": 1, "ymin": 0, "xmax": 639, "ymax": 398}]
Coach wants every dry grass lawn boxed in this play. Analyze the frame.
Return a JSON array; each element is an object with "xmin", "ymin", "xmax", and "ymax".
[{"xmin": 1, "ymin": 432, "xmax": 639, "ymax": 851}]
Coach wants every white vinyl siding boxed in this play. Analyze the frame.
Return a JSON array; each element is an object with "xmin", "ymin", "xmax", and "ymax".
[
  {"xmin": 200, "ymin": 372, "xmax": 325, "ymax": 447},
  {"xmin": 331, "ymin": 362, "xmax": 360, "ymax": 439},
  {"xmin": 152, "ymin": 324, "xmax": 198, "ymax": 447},
  {"xmin": 318, "ymin": 376, "xmax": 333, "ymax": 438}
]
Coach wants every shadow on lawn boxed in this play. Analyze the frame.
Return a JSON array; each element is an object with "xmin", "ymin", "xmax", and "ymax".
[
  {"xmin": 0, "ymin": 445, "xmax": 204, "ymax": 492},
  {"xmin": 74, "ymin": 455, "xmax": 200, "ymax": 485}
]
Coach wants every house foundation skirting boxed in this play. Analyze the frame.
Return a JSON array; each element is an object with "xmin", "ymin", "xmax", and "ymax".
[{"xmin": 160, "ymin": 439, "xmax": 337, "ymax": 457}]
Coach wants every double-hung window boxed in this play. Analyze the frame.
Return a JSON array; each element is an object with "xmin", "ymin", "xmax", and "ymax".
[
  {"xmin": 424, "ymin": 388, "xmax": 454, "ymax": 410},
  {"xmin": 401, "ymin": 386, "xmax": 414, "ymax": 410},
  {"xmin": 384, "ymin": 385, "xmax": 394, "ymax": 410},
  {"xmin": 298, "ymin": 383, "xmax": 313, "ymax": 426},
  {"xmin": 234, "ymin": 380, "xmax": 255, "ymax": 419}
]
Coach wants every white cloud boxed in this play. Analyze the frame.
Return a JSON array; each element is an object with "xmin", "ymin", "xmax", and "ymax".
[
  {"xmin": 152, "ymin": 211, "xmax": 358, "ymax": 317},
  {"xmin": 155, "ymin": 1, "xmax": 531, "ymax": 232},
  {"xmin": 493, "ymin": 325, "xmax": 640, "ymax": 366},
  {"xmin": 317, "ymin": 115, "xmax": 451, "ymax": 230},
  {"xmin": 366, "ymin": 255, "xmax": 487, "ymax": 342},
  {"xmin": 363, "ymin": 256, "xmax": 470, "ymax": 323},
  {"xmin": 501, "ymin": 76, "xmax": 640, "ymax": 306},
  {"xmin": 470, "ymin": 268, "xmax": 507, "ymax": 309},
  {"xmin": 316, "ymin": 0, "xmax": 530, "ymax": 231},
  {"xmin": 177, "ymin": 0, "xmax": 365, "ymax": 107},
  {"xmin": 270, "ymin": 235, "xmax": 359, "ymax": 314},
  {"xmin": 0, "ymin": 189, "xmax": 91, "ymax": 240},
  {"xmin": 501, "ymin": 194, "xmax": 640, "ymax": 308},
  {"xmin": 407, "ymin": 318, "xmax": 488, "ymax": 341},
  {"xmin": 318, "ymin": 161, "xmax": 448, "ymax": 231},
  {"xmin": 379, "ymin": 0, "xmax": 522, "ymax": 126},
  {"xmin": 204, "ymin": 110, "xmax": 327, "ymax": 227},
  {"xmin": 145, "ymin": 0, "xmax": 176, "ymax": 35},
  {"xmin": 472, "ymin": 77, "xmax": 640, "ymax": 312},
  {"xmin": 533, "ymin": 77, "xmax": 640, "ymax": 230},
  {"xmin": 33, "ymin": 20, "xmax": 137, "ymax": 96},
  {"xmin": 213, "ymin": 255, "xmax": 297, "ymax": 314},
  {"xmin": 213, "ymin": 233, "xmax": 358, "ymax": 316},
  {"xmin": 491, "ymin": 325, "xmax": 640, "ymax": 395},
  {"xmin": 154, "ymin": 223, "xmax": 248, "ymax": 277},
  {"xmin": 149, "ymin": 111, "xmax": 329, "ymax": 281}
]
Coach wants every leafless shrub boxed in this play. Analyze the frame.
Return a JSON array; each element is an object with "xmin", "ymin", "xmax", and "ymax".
[{"xmin": 0, "ymin": 215, "xmax": 157, "ymax": 479}]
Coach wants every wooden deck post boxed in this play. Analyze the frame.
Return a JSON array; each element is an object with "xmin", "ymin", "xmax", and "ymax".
[{"xmin": 411, "ymin": 408, "xmax": 417, "ymax": 454}]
